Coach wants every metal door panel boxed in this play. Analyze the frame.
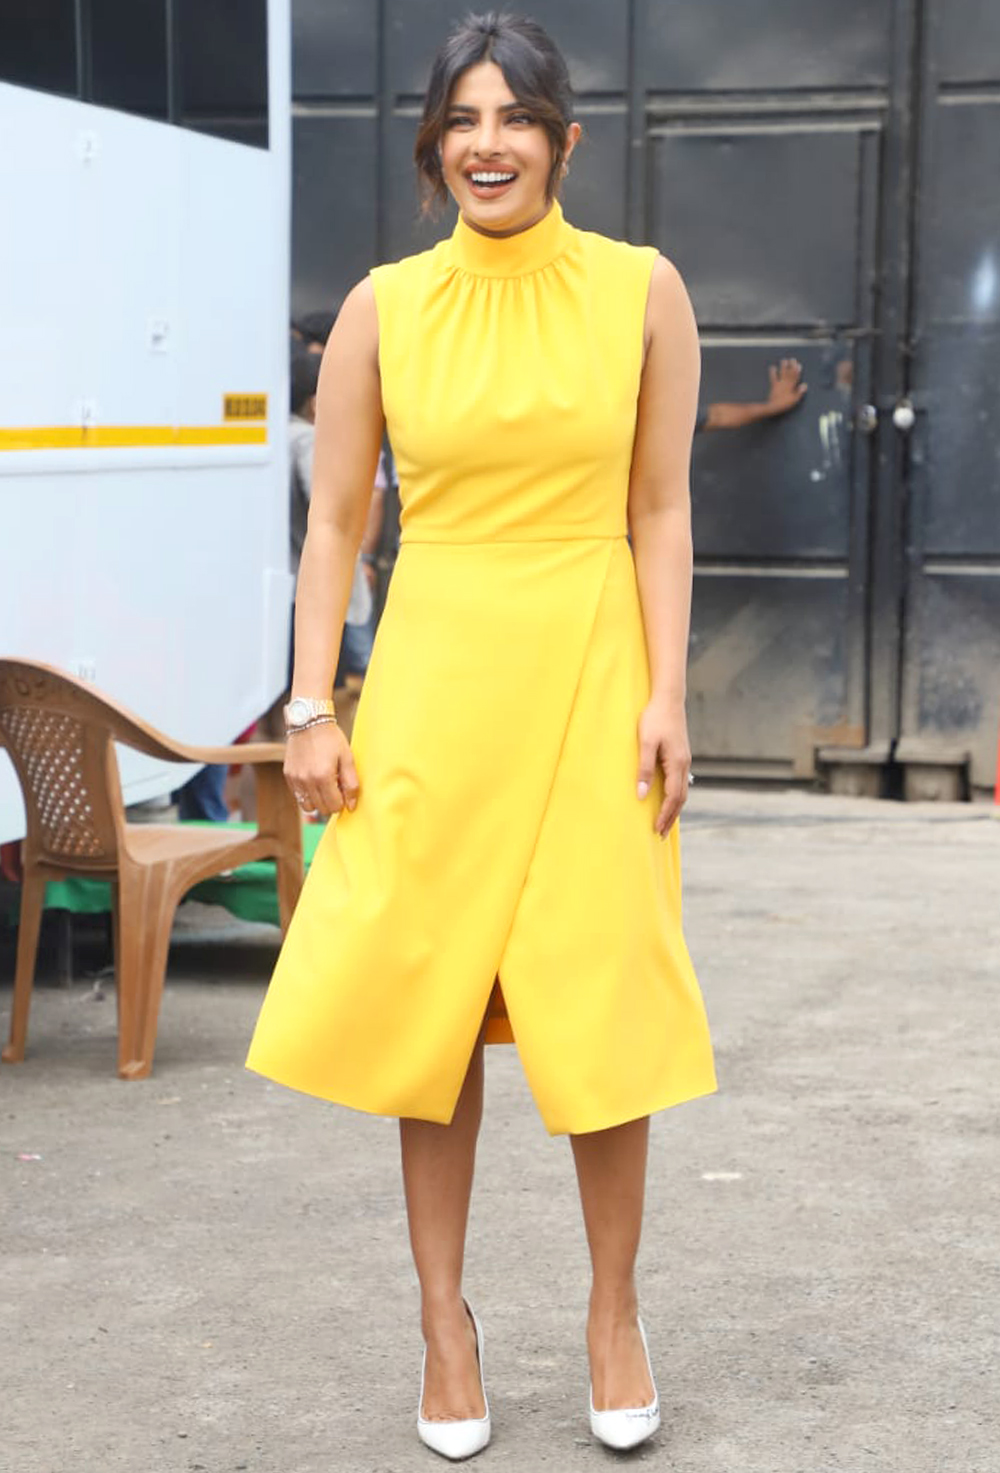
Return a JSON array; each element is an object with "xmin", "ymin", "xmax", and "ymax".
[
  {"xmin": 384, "ymin": 0, "xmax": 630, "ymax": 96},
  {"xmin": 561, "ymin": 109, "xmax": 629, "ymax": 239},
  {"xmin": 917, "ymin": 98, "xmax": 1000, "ymax": 553},
  {"xmin": 383, "ymin": 111, "xmax": 452, "ymax": 266},
  {"xmin": 687, "ymin": 575, "xmax": 853, "ymax": 765},
  {"xmin": 921, "ymin": 99, "xmax": 1000, "ymax": 324},
  {"xmin": 638, "ymin": 0, "xmax": 891, "ymax": 91},
  {"xmin": 292, "ymin": 0, "xmax": 377, "ymax": 96},
  {"xmin": 903, "ymin": 573, "xmax": 1000, "ymax": 780},
  {"xmin": 920, "ymin": 330, "xmax": 1000, "ymax": 553},
  {"xmin": 899, "ymin": 0, "xmax": 1000, "ymax": 789},
  {"xmin": 936, "ymin": 0, "xmax": 1000, "ymax": 80},
  {"xmin": 650, "ymin": 128, "xmax": 865, "ymax": 329},
  {"xmin": 291, "ymin": 114, "xmax": 378, "ymax": 317}
]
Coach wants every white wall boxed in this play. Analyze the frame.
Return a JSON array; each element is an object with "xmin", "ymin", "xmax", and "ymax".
[{"xmin": 0, "ymin": 2, "xmax": 292, "ymax": 841}]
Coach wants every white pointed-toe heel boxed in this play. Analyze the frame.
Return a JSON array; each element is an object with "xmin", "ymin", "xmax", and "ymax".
[
  {"xmin": 589, "ymin": 1315, "xmax": 661, "ymax": 1451},
  {"xmin": 417, "ymin": 1302, "xmax": 491, "ymax": 1461}
]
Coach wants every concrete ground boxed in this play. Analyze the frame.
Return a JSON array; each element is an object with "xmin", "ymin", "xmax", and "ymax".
[{"xmin": 1, "ymin": 788, "xmax": 997, "ymax": 1473}]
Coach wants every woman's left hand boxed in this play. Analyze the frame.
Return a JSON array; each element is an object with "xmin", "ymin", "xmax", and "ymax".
[{"xmin": 636, "ymin": 694, "xmax": 692, "ymax": 838}]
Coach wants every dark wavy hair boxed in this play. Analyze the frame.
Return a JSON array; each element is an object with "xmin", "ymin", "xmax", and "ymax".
[{"xmin": 414, "ymin": 11, "xmax": 575, "ymax": 214}]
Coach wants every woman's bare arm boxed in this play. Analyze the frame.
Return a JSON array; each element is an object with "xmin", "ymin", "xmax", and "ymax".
[
  {"xmin": 627, "ymin": 255, "xmax": 701, "ymax": 836},
  {"xmin": 285, "ymin": 278, "xmax": 384, "ymax": 815},
  {"xmin": 292, "ymin": 279, "xmax": 383, "ymax": 696}
]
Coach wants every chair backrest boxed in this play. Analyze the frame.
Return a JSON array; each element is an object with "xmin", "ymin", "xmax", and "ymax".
[{"xmin": 0, "ymin": 662, "xmax": 124, "ymax": 866}]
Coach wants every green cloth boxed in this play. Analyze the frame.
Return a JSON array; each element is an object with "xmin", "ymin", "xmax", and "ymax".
[{"xmin": 0, "ymin": 822, "xmax": 323, "ymax": 929}]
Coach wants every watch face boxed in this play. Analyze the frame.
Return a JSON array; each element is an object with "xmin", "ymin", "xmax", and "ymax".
[{"xmin": 288, "ymin": 697, "xmax": 311, "ymax": 725}]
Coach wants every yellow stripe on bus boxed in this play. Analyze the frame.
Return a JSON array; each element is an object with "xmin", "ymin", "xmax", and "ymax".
[{"xmin": 0, "ymin": 426, "xmax": 268, "ymax": 451}]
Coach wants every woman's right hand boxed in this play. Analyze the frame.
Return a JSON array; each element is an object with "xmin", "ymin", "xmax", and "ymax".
[{"xmin": 284, "ymin": 722, "xmax": 360, "ymax": 817}]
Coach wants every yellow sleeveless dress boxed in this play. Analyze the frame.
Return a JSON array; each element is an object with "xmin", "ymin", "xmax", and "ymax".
[{"xmin": 246, "ymin": 203, "xmax": 716, "ymax": 1135}]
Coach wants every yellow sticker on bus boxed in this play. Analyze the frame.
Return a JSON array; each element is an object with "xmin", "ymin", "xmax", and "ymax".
[{"xmin": 223, "ymin": 394, "xmax": 268, "ymax": 421}]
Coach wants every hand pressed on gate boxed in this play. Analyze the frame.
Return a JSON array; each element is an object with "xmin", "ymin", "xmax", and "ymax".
[
  {"xmin": 767, "ymin": 357, "xmax": 809, "ymax": 415},
  {"xmin": 699, "ymin": 356, "xmax": 808, "ymax": 432}
]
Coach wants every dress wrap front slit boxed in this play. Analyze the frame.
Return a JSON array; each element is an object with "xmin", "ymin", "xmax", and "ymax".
[{"xmin": 246, "ymin": 203, "xmax": 716, "ymax": 1135}]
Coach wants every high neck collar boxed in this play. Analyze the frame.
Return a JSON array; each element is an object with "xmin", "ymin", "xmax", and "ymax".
[{"xmin": 447, "ymin": 201, "xmax": 572, "ymax": 279}]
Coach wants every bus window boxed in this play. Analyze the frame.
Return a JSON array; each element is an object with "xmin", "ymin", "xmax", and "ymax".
[
  {"xmin": 0, "ymin": 0, "xmax": 77, "ymax": 99},
  {"xmin": 1, "ymin": 0, "xmax": 268, "ymax": 151},
  {"xmin": 178, "ymin": 1, "xmax": 269, "ymax": 149},
  {"xmin": 90, "ymin": 0, "xmax": 169, "ymax": 122}
]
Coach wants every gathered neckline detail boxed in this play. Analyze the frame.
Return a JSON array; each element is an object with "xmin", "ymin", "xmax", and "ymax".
[{"xmin": 445, "ymin": 201, "xmax": 573, "ymax": 279}]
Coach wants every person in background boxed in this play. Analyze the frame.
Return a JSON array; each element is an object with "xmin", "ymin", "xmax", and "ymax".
[
  {"xmin": 696, "ymin": 356, "xmax": 807, "ymax": 432},
  {"xmin": 289, "ymin": 351, "xmax": 322, "ymax": 598},
  {"xmin": 173, "ymin": 762, "xmax": 229, "ymax": 821},
  {"xmin": 295, "ymin": 308, "xmax": 340, "ymax": 357}
]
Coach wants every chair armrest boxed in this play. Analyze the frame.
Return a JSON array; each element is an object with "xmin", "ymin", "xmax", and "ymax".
[
  {"xmin": 0, "ymin": 659, "xmax": 291, "ymax": 771},
  {"xmin": 178, "ymin": 740, "xmax": 287, "ymax": 765}
]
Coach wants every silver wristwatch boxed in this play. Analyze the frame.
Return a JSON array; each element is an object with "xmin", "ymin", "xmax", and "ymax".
[{"xmin": 283, "ymin": 696, "xmax": 337, "ymax": 731}]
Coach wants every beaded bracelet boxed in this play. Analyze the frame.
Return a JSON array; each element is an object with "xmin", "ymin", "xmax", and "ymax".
[{"xmin": 284, "ymin": 713, "xmax": 339, "ymax": 737}]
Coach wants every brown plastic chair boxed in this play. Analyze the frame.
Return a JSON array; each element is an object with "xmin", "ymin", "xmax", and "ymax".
[{"xmin": 0, "ymin": 659, "xmax": 303, "ymax": 1078}]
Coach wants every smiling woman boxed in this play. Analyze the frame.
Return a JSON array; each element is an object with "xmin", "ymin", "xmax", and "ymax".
[
  {"xmin": 246, "ymin": 8, "xmax": 715, "ymax": 1462},
  {"xmin": 414, "ymin": 11, "xmax": 578, "ymax": 225},
  {"xmin": 435, "ymin": 63, "xmax": 580, "ymax": 236}
]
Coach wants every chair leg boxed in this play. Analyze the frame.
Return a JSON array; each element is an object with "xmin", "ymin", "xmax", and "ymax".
[
  {"xmin": 253, "ymin": 764, "xmax": 304, "ymax": 934},
  {"xmin": 114, "ymin": 864, "xmax": 177, "ymax": 1080},
  {"xmin": 275, "ymin": 849, "xmax": 304, "ymax": 935},
  {"xmin": 2, "ymin": 871, "xmax": 47, "ymax": 1063},
  {"xmin": 110, "ymin": 877, "xmax": 132, "ymax": 1055}
]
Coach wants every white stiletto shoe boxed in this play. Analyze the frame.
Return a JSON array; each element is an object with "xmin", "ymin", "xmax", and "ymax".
[
  {"xmin": 589, "ymin": 1316, "xmax": 661, "ymax": 1451},
  {"xmin": 417, "ymin": 1303, "xmax": 491, "ymax": 1461}
]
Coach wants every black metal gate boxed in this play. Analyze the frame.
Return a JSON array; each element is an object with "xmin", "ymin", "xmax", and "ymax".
[
  {"xmin": 291, "ymin": 0, "xmax": 1000, "ymax": 795},
  {"xmin": 897, "ymin": 0, "xmax": 1000, "ymax": 796}
]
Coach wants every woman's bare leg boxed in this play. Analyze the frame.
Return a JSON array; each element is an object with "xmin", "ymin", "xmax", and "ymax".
[
  {"xmin": 570, "ymin": 1115, "xmax": 656, "ymax": 1410},
  {"xmin": 400, "ymin": 1034, "xmax": 487, "ymax": 1420}
]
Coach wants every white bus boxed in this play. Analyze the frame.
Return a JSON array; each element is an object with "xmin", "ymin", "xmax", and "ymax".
[{"xmin": 0, "ymin": 0, "xmax": 292, "ymax": 841}]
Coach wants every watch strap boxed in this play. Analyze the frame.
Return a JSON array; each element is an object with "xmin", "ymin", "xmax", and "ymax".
[{"xmin": 284, "ymin": 696, "xmax": 337, "ymax": 728}]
